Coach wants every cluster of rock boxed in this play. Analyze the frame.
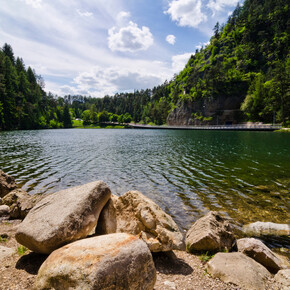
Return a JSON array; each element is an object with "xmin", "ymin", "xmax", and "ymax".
[
  {"xmin": 0, "ymin": 170, "xmax": 289, "ymax": 289},
  {"xmin": 185, "ymin": 211, "xmax": 289, "ymax": 289},
  {"xmin": 0, "ymin": 171, "xmax": 185, "ymax": 289}
]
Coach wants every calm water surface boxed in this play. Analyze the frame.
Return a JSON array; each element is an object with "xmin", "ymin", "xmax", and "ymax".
[{"xmin": 0, "ymin": 129, "xmax": 289, "ymax": 229}]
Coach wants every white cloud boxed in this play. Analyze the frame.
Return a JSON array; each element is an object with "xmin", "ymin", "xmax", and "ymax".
[
  {"xmin": 166, "ymin": 34, "xmax": 176, "ymax": 45},
  {"xmin": 207, "ymin": 0, "xmax": 239, "ymax": 16},
  {"xmin": 21, "ymin": 0, "xmax": 42, "ymax": 8},
  {"xmin": 165, "ymin": 0, "xmax": 207, "ymax": 28},
  {"xmin": 172, "ymin": 52, "xmax": 195, "ymax": 73},
  {"xmin": 108, "ymin": 21, "xmax": 154, "ymax": 52},
  {"xmin": 116, "ymin": 11, "xmax": 131, "ymax": 25},
  {"xmin": 68, "ymin": 65, "xmax": 165, "ymax": 97},
  {"xmin": 77, "ymin": 9, "xmax": 93, "ymax": 17}
]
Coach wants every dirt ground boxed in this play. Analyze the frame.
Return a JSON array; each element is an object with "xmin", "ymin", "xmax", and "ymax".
[{"xmin": 0, "ymin": 220, "xmax": 280, "ymax": 290}]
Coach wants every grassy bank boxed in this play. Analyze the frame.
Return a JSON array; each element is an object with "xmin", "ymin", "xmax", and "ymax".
[{"xmin": 72, "ymin": 120, "xmax": 125, "ymax": 129}]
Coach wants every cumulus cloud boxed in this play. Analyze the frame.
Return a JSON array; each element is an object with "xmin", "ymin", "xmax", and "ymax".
[
  {"xmin": 70, "ymin": 65, "xmax": 164, "ymax": 97},
  {"xmin": 77, "ymin": 9, "xmax": 93, "ymax": 17},
  {"xmin": 166, "ymin": 34, "xmax": 176, "ymax": 45},
  {"xmin": 207, "ymin": 0, "xmax": 239, "ymax": 16},
  {"xmin": 165, "ymin": 0, "xmax": 207, "ymax": 28},
  {"xmin": 172, "ymin": 52, "xmax": 195, "ymax": 73},
  {"xmin": 116, "ymin": 11, "xmax": 131, "ymax": 25},
  {"xmin": 108, "ymin": 21, "xmax": 154, "ymax": 52}
]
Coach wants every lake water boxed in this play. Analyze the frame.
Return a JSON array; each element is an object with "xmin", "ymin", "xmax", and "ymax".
[{"xmin": 0, "ymin": 129, "xmax": 289, "ymax": 230}]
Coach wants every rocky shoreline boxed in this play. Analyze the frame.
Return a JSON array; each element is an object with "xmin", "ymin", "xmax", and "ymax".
[{"xmin": 0, "ymin": 170, "xmax": 289, "ymax": 289}]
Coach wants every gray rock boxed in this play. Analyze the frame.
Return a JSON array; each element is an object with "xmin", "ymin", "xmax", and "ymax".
[
  {"xmin": 206, "ymin": 252, "xmax": 271, "ymax": 290},
  {"xmin": 35, "ymin": 233, "xmax": 156, "ymax": 290},
  {"xmin": 2, "ymin": 189, "xmax": 42, "ymax": 219},
  {"xmin": 96, "ymin": 191, "xmax": 185, "ymax": 252},
  {"xmin": 243, "ymin": 222, "xmax": 290, "ymax": 236},
  {"xmin": 237, "ymin": 237, "xmax": 282, "ymax": 273},
  {"xmin": 0, "ymin": 170, "xmax": 17, "ymax": 198},
  {"xmin": 274, "ymin": 269, "xmax": 290, "ymax": 290},
  {"xmin": 0, "ymin": 245, "xmax": 14, "ymax": 260},
  {"xmin": 15, "ymin": 181, "xmax": 111, "ymax": 254},
  {"xmin": 185, "ymin": 211, "xmax": 236, "ymax": 253},
  {"xmin": 0, "ymin": 205, "xmax": 10, "ymax": 218}
]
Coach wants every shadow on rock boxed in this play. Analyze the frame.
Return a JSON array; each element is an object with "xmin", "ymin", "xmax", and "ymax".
[
  {"xmin": 16, "ymin": 252, "xmax": 48, "ymax": 275},
  {"xmin": 152, "ymin": 251, "xmax": 193, "ymax": 275}
]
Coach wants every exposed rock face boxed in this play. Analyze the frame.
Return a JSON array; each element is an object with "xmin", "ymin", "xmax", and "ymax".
[
  {"xmin": 237, "ymin": 238, "xmax": 282, "ymax": 273},
  {"xmin": 243, "ymin": 222, "xmax": 290, "ymax": 236},
  {"xmin": 16, "ymin": 181, "xmax": 111, "ymax": 254},
  {"xmin": 167, "ymin": 95, "xmax": 244, "ymax": 126},
  {"xmin": 95, "ymin": 191, "xmax": 185, "ymax": 252},
  {"xmin": 185, "ymin": 211, "xmax": 236, "ymax": 253},
  {"xmin": 35, "ymin": 233, "xmax": 156, "ymax": 290},
  {"xmin": 0, "ymin": 205, "xmax": 10, "ymax": 219},
  {"xmin": 2, "ymin": 189, "xmax": 41, "ymax": 219},
  {"xmin": 0, "ymin": 170, "xmax": 17, "ymax": 198},
  {"xmin": 274, "ymin": 269, "xmax": 290, "ymax": 290},
  {"xmin": 206, "ymin": 252, "xmax": 271, "ymax": 289}
]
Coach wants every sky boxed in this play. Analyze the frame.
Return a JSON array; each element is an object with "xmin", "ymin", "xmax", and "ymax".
[{"xmin": 0, "ymin": 0, "xmax": 240, "ymax": 98}]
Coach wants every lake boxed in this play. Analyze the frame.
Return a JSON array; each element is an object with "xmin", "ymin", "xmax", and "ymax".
[{"xmin": 0, "ymin": 129, "xmax": 289, "ymax": 230}]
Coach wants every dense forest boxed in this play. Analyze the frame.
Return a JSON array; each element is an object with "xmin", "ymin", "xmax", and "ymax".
[
  {"xmin": 0, "ymin": 0, "xmax": 289, "ymax": 130},
  {"xmin": 166, "ymin": 0, "xmax": 289, "ymax": 125},
  {"xmin": 0, "ymin": 44, "xmax": 72, "ymax": 130}
]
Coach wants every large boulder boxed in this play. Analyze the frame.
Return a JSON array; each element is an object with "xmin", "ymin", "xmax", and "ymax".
[
  {"xmin": 95, "ymin": 191, "xmax": 185, "ymax": 252},
  {"xmin": 16, "ymin": 181, "xmax": 111, "ymax": 254},
  {"xmin": 206, "ymin": 252, "xmax": 271, "ymax": 289},
  {"xmin": 243, "ymin": 222, "xmax": 290, "ymax": 236},
  {"xmin": 2, "ymin": 189, "xmax": 42, "ymax": 219},
  {"xmin": 35, "ymin": 233, "xmax": 156, "ymax": 290},
  {"xmin": 185, "ymin": 211, "xmax": 236, "ymax": 253},
  {"xmin": 237, "ymin": 237, "xmax": 282, "ymax": 273},
  {"xmin": 0, "ymin": 170, "xmax": 17, "ymax": 198},
  {"xmin": 274, "ymin": 269, "xmax": 290, "ymax": 290}
]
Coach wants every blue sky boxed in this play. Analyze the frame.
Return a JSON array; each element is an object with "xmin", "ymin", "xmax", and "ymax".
[{"xmin": 0, "ymin": 0, "xmax": 240, "ymax": 97}]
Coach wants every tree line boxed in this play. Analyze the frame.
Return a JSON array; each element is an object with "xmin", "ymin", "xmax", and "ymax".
[{"xmin": 0, "ymin": 0, "xmax": 289, "ymax": 130}]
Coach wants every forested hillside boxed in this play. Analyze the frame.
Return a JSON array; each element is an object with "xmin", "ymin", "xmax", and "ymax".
[
  {"xmin": 166, "ymin": 0, "xmax": 289, "ymax": 125},
  {"xmin": 0, "ymin": 0, "xmax": 289, "ymax": 130},
  {"xmin": 0, "ymin": 44, "xmax": 72, "ymax": 130}
]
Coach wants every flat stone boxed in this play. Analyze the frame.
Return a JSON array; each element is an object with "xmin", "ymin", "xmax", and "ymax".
[
  {"xmin": 35, "ymin": 233, "xmax": 156, "ymax": 290},
  {"xmin": 243, "ymin": 222, "xmax": 290, "ymax": 236},
  {"xmin": 206, "ymin": 252, "xmax": 271, "ymax": 289},
  {"xmin": 237, "ymin": 237, "xmax": 282, "ymax": 273},
  {"xmin": 185, "ymin": 211, "xmax": 236, "ymax": 253},
  {"xmin": 95, "ymin": 191, "xmax": 185, "ymax": 252},
  {"xmin": 16, "ymin": 181, "xmax": 111, "ymax": 254}
]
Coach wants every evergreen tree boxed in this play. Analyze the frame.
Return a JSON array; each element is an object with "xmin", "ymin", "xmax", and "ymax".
[{"xmin": 63, "ymin": 104, "xmax": 72, "ymax": 128}]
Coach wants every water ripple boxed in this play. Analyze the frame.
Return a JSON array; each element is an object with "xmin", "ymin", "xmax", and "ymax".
[{"xmin": 0, "ymin": 129, "xmax": 289, "ymax": 228}]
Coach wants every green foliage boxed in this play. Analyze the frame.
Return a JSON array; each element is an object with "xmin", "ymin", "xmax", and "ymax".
[
  {"xmin": 72, "ymin": 119, "xmax": 83, "ymax": 127},
  {"xmin": 0, "ymin": 235, "xmax": 8, "ymax": 243},
  {"xmin": 199, "ymin": 251, "xmax": 215, "ymax": 264},
  {"xmin": 0, "ymin": 0, "xmax": 288, "ymax": 130},
  {"xmin": 0, "ymin": 43, "xmax": 73, "ymax": 131},
  {"xmin": 17, "ymin": 245, "xmax": 28, "ymax": 256}
]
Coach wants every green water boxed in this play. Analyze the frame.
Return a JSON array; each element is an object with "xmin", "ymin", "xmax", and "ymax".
[{"xmin": 0, "ymin": 129, "xmax": 289, "ymax": 229}]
